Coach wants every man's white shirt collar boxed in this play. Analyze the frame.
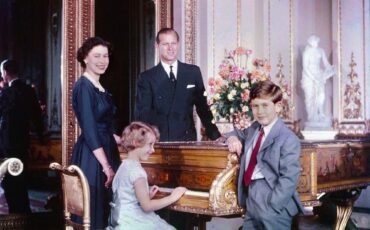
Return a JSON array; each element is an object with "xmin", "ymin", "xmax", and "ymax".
[{"xmin": 161, "ymin": 60, "xmax": 178, "ymax": 79}]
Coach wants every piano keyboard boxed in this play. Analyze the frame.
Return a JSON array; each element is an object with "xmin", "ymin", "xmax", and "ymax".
[{"xmin": 157, "ymin": 187, "xmax": 210, "ymax": 198}]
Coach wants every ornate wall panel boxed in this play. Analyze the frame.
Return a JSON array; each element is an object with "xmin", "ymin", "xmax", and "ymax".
[
  {"xmin": 184, "ymin": 0, "xmax": 197, "ymax": 64},
  {"xmin": 154, "ymin": 0, "xmax": 173, "ymax": 63},
  {"xmin": 62, "ymin": 0, "xmax": 94, "ymax": 165},
  {"xmin": 267, "ymin": 0, "xmax": 294, "ymax": 122},
  {"xmin": 336, "ymin": 0, "xmax": 367, "ymax": 137}
]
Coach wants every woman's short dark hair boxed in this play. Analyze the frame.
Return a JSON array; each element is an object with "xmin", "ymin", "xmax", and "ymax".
[
  {"xmin": 249, "ymin": 80, "xmax": 283, "ymax": 104},
  {"xmin": 77, "ymin": 37, "xmax": 111, "ymax": 68}
]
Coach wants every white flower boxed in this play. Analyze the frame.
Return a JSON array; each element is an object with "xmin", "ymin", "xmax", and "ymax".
[
  {"xmin": 230, "ymin": 108, "xmax": 235, "ymax": 114},
  {"xmin": 240, "ymin": 82, "xmax": 249, "ymax": 89},
  {"xmin": 227, "ymin": 93, "xmax": 234, "ymax": 101},
  {"xmin": 242, "ymin": 106, "xmax": 249, "ymax": 112},
  {"xmin": 230, "ymin": 89, "xmax": 237, "ymax": 96},
  {"xmin": 283, "ymin": 92, "xmax": 288, "ymax": 99},
  {"xmin": 234, "ymin": 82, "xmax": 239, "ymax": 86},
  {"xmin": 214, "ymin": 93, "xmax": 221, "ymax": 100},
  {"xmin": 203, "ymin": 91, "xmax": 208, "ymax": 96}
]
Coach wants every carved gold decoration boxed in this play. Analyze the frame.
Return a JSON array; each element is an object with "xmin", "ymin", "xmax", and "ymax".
[
  {"xmin": 275, "ymin": 54, "xmax": 292, "ymax": 121},
  {"xmin": 336, "ymin": 1, "xmax": 369, "ymax": 139},
  {"xmin": 337, "ymin": 123, "xmax": 367, "ymax": 138},
  {"xmin": 154, "ymin": 0, "xmax": 173, "ymax": 63},
  {"xmin": 185, "ymin": 0, "xmax": 196, "ymax": 64},
  {"xmin": 50, "ymin": 162, "xmax": 91, "ymax": 229},
  {"xmin": 297, "ymin": 150, "xmax": 316, "ymax": 194},
  {"xmin": 343, "ymin": 53, "xmax": 362, "ymax": 119},
  {"xmin": 62, "ymin": 0, "xmax": 95, "ymax": 165},
  {"xmin": 337, "ymin": 53, "xmax": 367, "ymax": 137},
  {"xmin": 289, "ymin": 0, "xmax": 295, "ymax": 118},
  {"xmin": 335, "ymin": 203, "xmax": 354, "ymax": 230},
  {"xmin": 209, "ymin": 153, "xmax": 239, "ymax": 210}
]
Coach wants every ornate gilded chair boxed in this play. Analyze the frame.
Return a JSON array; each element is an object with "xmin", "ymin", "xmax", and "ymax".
[
  {"xmin": 49, "ymin": 162, "xmax": 90, "ymax": 230},
  {"xmin": 0, "ymin": 158, "xmax": 24, "ymax": 182}
]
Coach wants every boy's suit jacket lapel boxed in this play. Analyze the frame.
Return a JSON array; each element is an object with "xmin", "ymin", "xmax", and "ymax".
[
  {"xmin": 240, "ymin": 122, "xmax": 259, "ymax": 169},
  {"xmin": 257, "ymin": 118, "xmax": 284, "ymax": 161}
]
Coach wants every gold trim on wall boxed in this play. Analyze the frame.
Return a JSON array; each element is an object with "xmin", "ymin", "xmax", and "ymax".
[
  {"xmin": 155, "ymin": 0, "xmax": 173, "ymax": 63},
  {"xmin": 289, "ymin": 0, "xmax": 294, "ymax": 120},
  {"xmin": 62, "ymin": 0, "xmax": 95, "ymax": 165},
  {"xmin": 336, "ymin": 0, "xmax": 368, "ymax": 137},
  {"xmin": 237, "ymin": 0, "xmax": 241, "ymax": 48},
  {"xmin": 185, "ymin": 0, "xmax": 196, "ymax": 64}
]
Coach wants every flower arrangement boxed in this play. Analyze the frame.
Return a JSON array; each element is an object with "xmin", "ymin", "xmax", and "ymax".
[{"xmin": 206, "ymin": 47, "xmax": 271, "ymax": 129}]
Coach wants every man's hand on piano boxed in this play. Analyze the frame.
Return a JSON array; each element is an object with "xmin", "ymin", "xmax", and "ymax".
[
  {"xmin": 149, "ymin": 185, "xmax": 159, "ymax": 199},
  {"xmin": 226, "ymin": 136, "xmax": 243, "ymax": 155},
  {"xmin": 170, "ymin": 187, "xmax": 187, "ymax": 202},
  {"xmin": 214, "ymin": 135, "xmax": 226, "ymax": 143}
]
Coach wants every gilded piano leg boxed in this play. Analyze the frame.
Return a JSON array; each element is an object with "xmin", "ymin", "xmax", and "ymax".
[
  {"xmin": 334, "ymin": 202, "xmax": 353, "ymax": 230},
  {"xmin": 327, "ymin": 188, "xmax": 362, "ymax": 230}
]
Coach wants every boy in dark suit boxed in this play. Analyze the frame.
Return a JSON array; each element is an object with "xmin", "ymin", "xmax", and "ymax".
[
  {"xmin": 135, "ymin": 28, "xmax": 220, "ymax": 142},
  {"xmin": 0, "ymin": 59, "xmax": 44, "ymax": 213},
  {"xmin": 226, "ymin": 80, "xmax": 303, "ymax": 229}
]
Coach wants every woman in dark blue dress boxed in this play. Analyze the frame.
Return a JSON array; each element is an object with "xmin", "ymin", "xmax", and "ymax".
[{"xmin": 71, "ymin": 37, "xmax": 121, "ymax": 229}]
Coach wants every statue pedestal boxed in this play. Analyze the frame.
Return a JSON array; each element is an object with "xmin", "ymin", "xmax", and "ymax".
[
  {"xmin": 304, "ymin": 117, "xmax": 332, "ymax": 130},
  {"xmin": 301, "ymin": 130, "xmax": 337, "ymax": 140}
]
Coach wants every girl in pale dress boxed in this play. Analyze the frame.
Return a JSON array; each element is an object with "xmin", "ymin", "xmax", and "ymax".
[{"xmin": 107, "ymin": 121, "xmax": 186, "ymax": 230}]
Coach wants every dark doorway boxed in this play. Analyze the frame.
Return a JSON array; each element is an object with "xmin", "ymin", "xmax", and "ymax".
[{"xmin": 95, "ymin": 0, "xmax": 156, "ymax": 133}]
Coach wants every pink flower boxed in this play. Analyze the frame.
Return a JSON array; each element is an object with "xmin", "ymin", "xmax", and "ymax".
[
  {"xmin": 219, "ymin": 68, "xmax": 230, "ymax": 79},
  {"xmin": 241, "ymin": 90, "xmax": 250, "ymax": 101},
  {"xmin": 235, "ymin": 47, "xmax": 247, "ymax": 55}
]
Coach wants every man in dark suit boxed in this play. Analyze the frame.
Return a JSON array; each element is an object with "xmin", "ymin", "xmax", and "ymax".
[
  {"xmin": 226, "ymin": 81, "xmax": 303, "ymax": 229},
  {"xmin": 0, "ymin": 59, "xmax": 44, "ymax": 213},
  {"xmin": 135, "ymin": 28, "xmax": 221, "ymax": 142}
]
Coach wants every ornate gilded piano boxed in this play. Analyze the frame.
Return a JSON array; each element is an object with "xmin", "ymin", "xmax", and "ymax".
[{"xmin": 119, "ymin": 140, "xmax": 370, "ymax": 230}]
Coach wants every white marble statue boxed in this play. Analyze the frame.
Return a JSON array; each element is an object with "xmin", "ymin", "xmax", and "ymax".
[{"xmin": 302, "ymin": 35, "xmax": 335, "ymax": 129}]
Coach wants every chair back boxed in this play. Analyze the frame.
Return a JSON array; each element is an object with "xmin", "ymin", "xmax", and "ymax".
[
  {"xmin": 0, "ymin": 158, "xmax": 24, "ymax": 182},
  {"xmin": 49, "ymin": 162, "xmax": 90, "ymax": 230}
]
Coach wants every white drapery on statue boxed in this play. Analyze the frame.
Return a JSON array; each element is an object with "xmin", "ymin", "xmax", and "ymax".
[{"xmin": 301, "ymin": 35, "xmax": 335, "ymax": 129}]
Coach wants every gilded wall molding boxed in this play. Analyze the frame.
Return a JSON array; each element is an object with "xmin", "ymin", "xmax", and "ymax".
[
  {"xmin": 155, "ymin": 0, "xmax": 173, "ymax": 63},
  {"xmin": 62, "ymin": 0, "xmax": 95, "ymax": 165},
  {"xmin": 336, "ymin": 0, "xmax": 368, "ymax": 137},
  {"xmin": 184, "ymin": 0, "xmax": 196, "ymax": 64}
]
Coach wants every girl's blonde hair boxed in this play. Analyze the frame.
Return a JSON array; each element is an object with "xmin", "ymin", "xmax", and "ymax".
[{"xmin": 121, "ymin": 121, "xmax": 160, "ymax": 151}]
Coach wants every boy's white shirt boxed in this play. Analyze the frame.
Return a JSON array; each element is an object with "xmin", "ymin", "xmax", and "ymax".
[{"xmin": 245, "ymin": 117, "xmax": 278, "ymax": 180}]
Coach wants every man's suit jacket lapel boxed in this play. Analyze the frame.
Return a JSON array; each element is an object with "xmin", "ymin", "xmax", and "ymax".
[
  {"xmin": 171, "ymin": 61, "xmax": 187, "ymax": 108},
  {"xmin": 154, "ymin": 64, "xmax": 176, "ymax": 113}
]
